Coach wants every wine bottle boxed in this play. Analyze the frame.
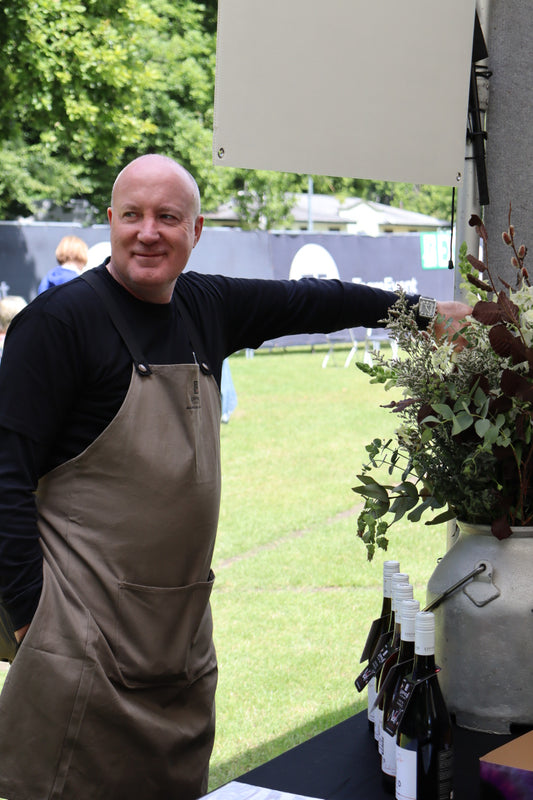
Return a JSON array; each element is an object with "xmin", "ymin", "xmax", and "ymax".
[
  {"xmin": 381, "ymin": 598, "xmax": 420, "ymax": 793},
  {"xmin": 365, "ymin": 560, "xmax": 401, "ymax": 734},
  {"xmin": 372, "ymin": 573, "xmax": 410, "ymax": 746},
  {"xmin": 375, "ymin": 580, "xmax": 413, "ymax": 753},
  {"xmin": 395, "ymin": 611, "xmax": 453, "ymax": 800}
]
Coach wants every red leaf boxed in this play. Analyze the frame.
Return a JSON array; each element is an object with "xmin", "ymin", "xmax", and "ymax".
[
  {"xmin": 489, "ymin": 325, "xmax": 527, "ymax": 363},
  {"xmin": 466, "ymin": 273, "xmax": 492, "ymax": 291},
  {"xmin": 497, "ymin": 291, "xmax": 520, "ymax": 324},
  {"xmin": 500, "ymin": 368, "xmax": 533, "ymax": 401},
  {"xmin": 472, "ymin": 301, "xmax": 505, "ymax": 325},
  {"xmin": 468, "ymin": 214, "xmax": 488, "ymax": 242},
  {"xmin": 491, "ymin": 518, "xmax": 513, "ymax": 540},
  {"xmin": 391, "ymin": 398, "xmax": 418, "ymax": 413},
  {"xmin": 466, "ymin": 254, "xmax": 488, "ymax": 274},
  {"xmin": 489, "ymin": 395, "xmax": 513, "ymax": 414}
]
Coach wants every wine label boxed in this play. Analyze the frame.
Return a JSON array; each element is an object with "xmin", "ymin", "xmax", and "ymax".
[
  {"xmin": 395, "ymin": 746, "xmax": 417, "ymax": 800},
  {"xmin": 355, "ymin": 637, "xmax": 394, "ymax": 692},
  {"xmin": 381, "ymin": 727, "xmax": 397, "ymax": 777},
  {"xmin": 374, "ymin": 707, "xmax": 382, "ymax": 747},
  {"xmin": 367, "ymin": 677, "xmax": 377, "ymax": 722},
  {"xmin": 360, "ymin": 615, "xmax": 387, "ymax": 662},
  {"xmin": 395, "ymin": 746, "xmax": 454, "ymax": 800}
]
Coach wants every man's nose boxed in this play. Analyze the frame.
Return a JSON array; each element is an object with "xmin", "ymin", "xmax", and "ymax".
[{"xmin": 137, "ymin": 217, "xmax": 160, "ymax": 242}]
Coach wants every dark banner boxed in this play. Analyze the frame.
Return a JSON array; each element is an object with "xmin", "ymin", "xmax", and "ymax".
[{"xmin": 0, "ymin": 223, "xmax": 454, "ymax": 347}]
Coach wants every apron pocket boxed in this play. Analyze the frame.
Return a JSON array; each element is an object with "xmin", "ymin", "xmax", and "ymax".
[{"xmin": 115, "ymin": 570, "xmax": 215, "ymax": 686}]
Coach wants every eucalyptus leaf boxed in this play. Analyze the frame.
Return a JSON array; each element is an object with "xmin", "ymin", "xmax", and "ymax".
[
  {"xmin": 452, "ymin": 411, "xmax": 474, "ymax": 435},
  {"xmin": 352, "ymin": 482, "xmax": 390, "ymax": 502},
  {"xmin": 431, "ymin": 404, "xmax": 455, "ymax": 420},
  {"xmin": 475, "ymin": 418, "xmax": 492, "ymax": 438}
]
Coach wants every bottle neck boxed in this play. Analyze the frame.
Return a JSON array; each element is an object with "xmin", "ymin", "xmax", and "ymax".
[
  {"xmin": 397, "ymin": 638, "xmax": 415, "ymax": 663},
  {"xmin": 380, "ymin": 596, "xmax": 392, "ymax": 618},
  {"xmin": 386, "ymin": 610, "xmax": 395, "ymax": 635},
  {"xmin": 391, "ymin": 621, "xmax": 402, "ymax": 649},
  {"xmin": 412, "ymin": 652, "xmax": 436, "ymax": 680}
]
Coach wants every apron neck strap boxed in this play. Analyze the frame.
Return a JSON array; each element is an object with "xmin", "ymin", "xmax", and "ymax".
[
  {"xmin": 173, "ymin": 293, "xmax": 212, "ymax": 376},
  {"xmin": 80, "ymin": 271, "xmax": 152, "ymax": 377}
]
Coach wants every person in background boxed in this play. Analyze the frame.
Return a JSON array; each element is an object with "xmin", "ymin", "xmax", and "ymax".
[
  {"xmin": 0, "ymin": 153, "xmax": 471, "ymax": 800},
  {"xmin": 0, "ymin": 295, "xmax": 27, "ymax": 361},
  {"xmin": 37, "ymin": 234, "xmax": 88, "ymax": 293},
  {"xmin": 221, "ymin": 357, "xmax": 238, "ymax": 422}
]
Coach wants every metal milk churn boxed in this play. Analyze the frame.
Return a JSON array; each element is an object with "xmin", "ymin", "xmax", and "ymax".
[{"xmin": 426, "ymin": 521, "xmax": 533, "ymax": 734}]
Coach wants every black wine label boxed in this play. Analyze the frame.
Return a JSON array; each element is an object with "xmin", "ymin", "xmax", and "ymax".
[
  {"xmin": 354, "ymin": 639, "xmax": 394, "ymax": 692},
  {"xmin": 360, "ymin": 615, "xmax": 387, "ymax": 662},
  {"xmin": 373, "ymin": 650, "xmax": 402, "ymax": 707},
  {"xmin": 383, "ymin": 676, "xmax": 413, "ymax": 735},
  {"xmin": 383, "ymin": 668, "xmax": 441, "ymax": 736}
]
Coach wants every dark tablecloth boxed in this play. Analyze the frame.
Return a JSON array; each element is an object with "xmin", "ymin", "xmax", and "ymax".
[{"xmin": 239, "ymin": 711, "xmax": 515, "ymax": 799}]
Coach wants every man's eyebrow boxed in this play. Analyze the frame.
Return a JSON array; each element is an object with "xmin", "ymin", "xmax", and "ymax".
[{"xmin": 159, "ymin": 205, "xmax": 181, "ymax": 213}]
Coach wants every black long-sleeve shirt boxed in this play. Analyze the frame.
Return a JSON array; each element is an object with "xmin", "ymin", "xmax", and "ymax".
[{"xmin": 0, "ymin": 265, "xmax": 420, "ymax": 629}]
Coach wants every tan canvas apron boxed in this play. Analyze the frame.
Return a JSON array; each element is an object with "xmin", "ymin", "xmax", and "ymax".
[{"xmin": 0, "ymin": 280, "xmax": 222, "ymax": 800}]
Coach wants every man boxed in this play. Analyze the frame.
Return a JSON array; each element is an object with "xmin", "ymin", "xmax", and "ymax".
[{"xmin": 0, "ymin": 154, "xmax": 470, "ymax": 800}]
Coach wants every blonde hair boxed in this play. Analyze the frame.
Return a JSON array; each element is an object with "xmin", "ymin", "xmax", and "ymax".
[
  {"xmin": 55, "ymin": 236, "xmax": 89, "ymax": 268},
  {"xmin": 0, "ymin": 296, "xmax": 27, "ymax": 331}
]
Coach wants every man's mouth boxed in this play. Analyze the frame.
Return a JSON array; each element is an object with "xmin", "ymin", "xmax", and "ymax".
[{"xmin": 134, "ymin": 251, "xmax": 165, "ymax": 261}]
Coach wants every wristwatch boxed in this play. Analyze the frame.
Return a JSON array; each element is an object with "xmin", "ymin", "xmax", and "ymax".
[{"xmin": 418, "ymin": 296, "xmax": 437, "ymax": 322}]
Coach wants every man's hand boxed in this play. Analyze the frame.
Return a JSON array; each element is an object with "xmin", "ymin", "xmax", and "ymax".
[
  {"xmin": 434, "ymin": 300, "xmax": 472, "ymax": 348},
  {"xmin": 14, "ymin": 624, "xmax": 30, "ymax": 644}
]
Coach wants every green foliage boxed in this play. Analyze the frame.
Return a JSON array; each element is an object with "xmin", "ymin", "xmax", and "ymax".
[
  {"xmin": 0, "ymin": 141, "xmax": 90, "ymax": 218},
  {"xmin": 355, "ymin": 181, "xmax": 454, "ymax": 221},
  {"xmin": 0, "ymin": 0, "xmax": 158, "ymax": 217},
  {"xmin": 354, "ymin": 215, "xmax": 533, "ymax": 557}
]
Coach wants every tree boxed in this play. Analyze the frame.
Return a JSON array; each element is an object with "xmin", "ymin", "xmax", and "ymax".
[
  {"xmin": 349, "ymin": 180, "xmax": 454, "ymax": 222},
  {"xmin": 0, "ymin": 0, "xmax": 157, "ymax": 218}
]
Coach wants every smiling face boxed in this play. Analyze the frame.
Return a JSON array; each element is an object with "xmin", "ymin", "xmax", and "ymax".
[{"xmin": 106, "ymin": 155, "xmax": 204, "ymax": 304}]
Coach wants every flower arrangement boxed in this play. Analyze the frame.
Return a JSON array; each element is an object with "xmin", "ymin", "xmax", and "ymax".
[{"xmin": 354, "ymin": 210, "xmax": 533, "ymax": 559}]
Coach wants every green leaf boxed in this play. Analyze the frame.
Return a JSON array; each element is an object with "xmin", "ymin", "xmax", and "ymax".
[
  {"xmin": 389, "ymin": 494, "xmax": 418, "ymax": 521},
  {"xmin": 407, "ymin": 495, "xmax": 442, "ymax": 522},
  {"xmin": 431, "ymin": 403, "xmax": 455, "ymax": 420},
  {"xmin": 474, "ymin": 418, "xmax": 492, "ymax": 438},
  {"xmin": 451, "ymin": 411, "xmax": 474, "ymax": 435},
  {"xmin": 352, "ymin": 481, "xmax": 390, "ymax": 502},
  {"xmin": 424, "ymin": 508, "xmax": 456, "ymax": 525}
]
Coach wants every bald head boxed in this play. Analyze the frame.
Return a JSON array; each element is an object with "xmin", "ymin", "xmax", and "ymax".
[
  {"xmin": 111, "ymin": 155, "xmax": 201, "ymax": 217},
  {"xmin": 106, "ymin": 153, "xmax": 204, "ymax": 303}
]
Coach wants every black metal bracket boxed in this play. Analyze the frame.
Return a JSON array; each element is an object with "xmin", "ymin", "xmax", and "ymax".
[{"xmin": 468, "ymin": 11, "xmax": 491, "ymax": 206}]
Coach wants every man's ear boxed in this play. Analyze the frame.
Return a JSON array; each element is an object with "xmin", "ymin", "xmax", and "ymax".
[{"xmin": 193, "ymin": 215, "xmax": 204, "ymax": 247}]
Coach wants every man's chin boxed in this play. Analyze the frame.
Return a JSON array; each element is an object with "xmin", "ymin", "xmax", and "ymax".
[{"xmin": 133, "ymin": 254, "xmax": 166, "ymax": 269}]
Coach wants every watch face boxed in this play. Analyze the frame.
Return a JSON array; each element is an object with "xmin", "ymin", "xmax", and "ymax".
[{"xmin": 419, "ymin": 297, "xmax": 437, "ymax": 318}]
